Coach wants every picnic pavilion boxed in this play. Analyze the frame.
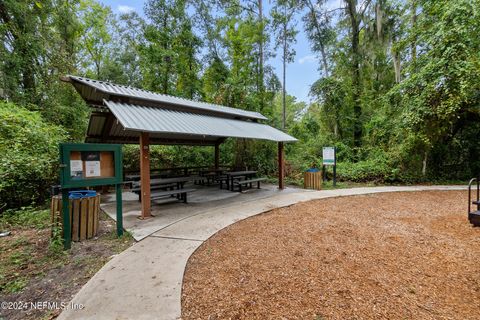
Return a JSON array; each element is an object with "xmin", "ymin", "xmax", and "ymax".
[{"xmin": 61, "ymin": 75, "xmax": 297, "ymax": 219}]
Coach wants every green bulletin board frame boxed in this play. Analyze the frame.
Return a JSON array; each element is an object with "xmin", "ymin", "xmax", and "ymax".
[{"xmin": 59, "ymin": 143, "xmax": 123, "ymax": 249}]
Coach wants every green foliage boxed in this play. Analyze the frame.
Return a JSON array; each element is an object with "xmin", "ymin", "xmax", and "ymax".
[
  {"xmin": 2, "ymin": 0, "xmax": 480, "ymax": 201},
  {"xmin": 49, "ymin": 223, "xmax": 64, "ymax": 255},
  {"xmin": 0, "ymin": 207, "xmax": 51, "ymax": 230},
  {"xmin": 77, "ymin": 0, "xmax": 115, "ymax": 78},
  {"xmin": 0, "ymin": 103, "xmax": 66, "ymax": 208},
  {"xmin": 2, "ymin": 277, "xmax": 28, "ymax": 294},
  {"xmin": 140, "ymin": 0, "xmax": 202, "ymax": 98},
  {"xmin": 123, "ymin": 144, "xmax": 215, "ymax": 172}
]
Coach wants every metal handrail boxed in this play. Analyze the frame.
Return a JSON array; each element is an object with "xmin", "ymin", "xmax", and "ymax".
[{"xmin": 468, "ymin": 177, "xmax": 479, "ymax": 214}]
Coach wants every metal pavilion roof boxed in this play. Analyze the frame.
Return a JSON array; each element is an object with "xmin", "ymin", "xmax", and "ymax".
[
  {"xmin": 64, "ymin": 75, "xmax": 297, "ymax": 145},
  {"xmin": 64, "ymin": 75, "xmax": 267, "ymax": 121},
  {"xmin": 105, "ymin": 101, "xmax": 297, "ymax": 143}
]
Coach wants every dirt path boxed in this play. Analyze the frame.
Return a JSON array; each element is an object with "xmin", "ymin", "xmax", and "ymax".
[{"xmin": 182, "ymin": 191, "xmax": 480, "ymax": 320}]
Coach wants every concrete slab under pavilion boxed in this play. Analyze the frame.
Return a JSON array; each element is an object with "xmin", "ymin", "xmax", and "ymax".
[{"xmin": 101, "ymin": 183, "xmax": 307, "ymax": 241}]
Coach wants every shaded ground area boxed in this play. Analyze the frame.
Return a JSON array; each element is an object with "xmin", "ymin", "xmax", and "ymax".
[
  {"xmin": 102, "ymin": 183, "xmax": 305, "ymax": 241},
  {"xmin": 0, "ymin": 210, "xmax": 133, "ymax": 320},
  {"xmin": 182, "ymin": 191, "xmax": 480, "ymax": 320}
]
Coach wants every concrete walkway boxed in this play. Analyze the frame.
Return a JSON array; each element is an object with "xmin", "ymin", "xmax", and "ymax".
[{"xmin": 58, "ymin": 185, "xmax": 466, "ymax": 320}]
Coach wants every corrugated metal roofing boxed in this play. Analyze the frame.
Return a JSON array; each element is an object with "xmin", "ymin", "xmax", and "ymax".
[
  {"xmin": 105, "ymin": 100, "xmax": 297, "ymax": 143},
  {"xmin": 67, "ymin": 75, "xmax": 267, "ymax": 121}
]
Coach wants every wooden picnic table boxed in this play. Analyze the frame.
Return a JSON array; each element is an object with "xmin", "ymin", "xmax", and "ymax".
[
  {"xmin": 225, "ymin": 171, "xmax": 257, "ymax": 191},
  {"xmin": 125, "ymin": 173, "xmax": 164, "ymax": 181},
  {"xmin": 132, "ymin": 176, "xmax": 193, "ymax": 200}
]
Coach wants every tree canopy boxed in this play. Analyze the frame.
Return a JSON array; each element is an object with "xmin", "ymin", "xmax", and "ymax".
[{"xmin": 1, "ymin": 0, "xmax": 479, "ymax": 208}]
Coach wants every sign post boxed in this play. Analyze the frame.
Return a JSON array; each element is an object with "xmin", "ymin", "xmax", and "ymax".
[
  {"xmin": 322, "ymin": 147, "xmax": 337, "ymax": 187},
  {"xmin": 59, "ymin": 143, "xmax": 123, "ymax": 249}
]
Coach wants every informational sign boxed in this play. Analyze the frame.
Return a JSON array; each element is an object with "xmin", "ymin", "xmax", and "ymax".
[
  {"xmin": 59, "ymin": 143, "xmax": 124, "ymax": 250},
  {"xmin": 323, "ymin": 147, "xmax": 336, "ymax": 165},
  {"xmin": 322, "ymin": 146, "xmax": 337, "ymax": 187},
  {"xmin": 70, "ymin": 160, "xmax": 83, "ymax": 179},
  {"xmin": 60, "ymin": 143, "xmax": 122, "ymax": 188},
  {"xmin": 85, "ymin": 161, "xmax": 101, "ymax": 177}
]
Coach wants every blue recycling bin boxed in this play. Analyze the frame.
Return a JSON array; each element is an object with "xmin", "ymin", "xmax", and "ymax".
[{"xmin": 68, "ymin": 190, "xmax": 97, "ymax": 199}]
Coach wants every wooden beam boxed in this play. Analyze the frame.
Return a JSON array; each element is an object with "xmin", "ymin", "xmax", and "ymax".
[
  {"xmin": 214, "ymin": 143, "xmax": 220, "ymax": 170},
  {"xmin": 278, "ymin": 142, "xmax": 285, "ymax": 190},
  {"xmin": 140, "ymin": 132, "xmax": 151, "ymax": 219}
]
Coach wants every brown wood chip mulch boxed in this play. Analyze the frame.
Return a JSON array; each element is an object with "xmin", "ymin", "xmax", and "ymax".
[{"xmin": 182, "ymin": 191, "xmax": 480, "ymax": 320}]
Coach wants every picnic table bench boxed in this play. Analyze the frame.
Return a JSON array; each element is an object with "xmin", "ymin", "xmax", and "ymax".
[
  {"xmin": 233, "ymin": 177, "xmax": 267, "ymax": 192},
  {"xmin": 132, "ymin": 176, "xmax": 196, "ymax": 201},
  {"xmin": 150, "ymin": 188, "xmax": 196, "ymax": 203},
  {"xmin": 223, "ymin": 171, "xmax": 257, "ymax": 191}
]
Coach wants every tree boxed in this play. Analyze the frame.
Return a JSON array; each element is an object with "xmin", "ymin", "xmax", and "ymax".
[
  {"xmin": 271, "ymin": 0, "xmax": 300, "ymax": 130},
  {"xmin": 301, "ymin": 0, "xmax": 334, "ymax": 77},
  {"xmin": 77, "ymin": 0, "xmax": 116, "ymax": 79},
  {"xmin": 391, "ymin": 0, "xmax": 480, "ymax": 176},
  {"xmin": 141, "ymin": 0, "xmax": 202, "ymax": 98}
]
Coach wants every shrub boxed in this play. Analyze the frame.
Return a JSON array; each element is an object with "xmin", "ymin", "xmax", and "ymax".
[{"xmin": 0, "ymin": 102, "xmax": 66, "ymax": 209}]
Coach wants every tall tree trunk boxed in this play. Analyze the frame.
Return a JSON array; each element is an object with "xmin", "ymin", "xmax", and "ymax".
[
  {"xmin": 411, "ymin": 0, "xmax": 417, "ymax": 69},
  {"xmin": 282, "ymin": 6, "xmax": 287, "ymax": 131},
  {"xmin": 392, "ymin": 48, "xmax": 401, "ymax": 83},
  {"xmin": 305, "ymin": 0, "xmax": 329, "ymax": 76},
  {"xmin": 375, "ymin": 2, "xmax": 382, "ymax": 39},
  {"xmin": 346, "ymin": 0, "xmax": 362, "ymax": 155},
  {"xmin": 258, "ymin": 0, "xmax": 264, "ymax": 111},
  {"xmin": 422, "ymin": 150, "xmax": 427, "ymax": 176},
  {"xmin": 163, "ymin": 61, "xmax": 170, "ymax": 94}
]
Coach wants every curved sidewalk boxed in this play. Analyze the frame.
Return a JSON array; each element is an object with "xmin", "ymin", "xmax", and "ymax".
[{"xmin": 58, "ymin": 185, "xmax": 466, "ymax": 320}]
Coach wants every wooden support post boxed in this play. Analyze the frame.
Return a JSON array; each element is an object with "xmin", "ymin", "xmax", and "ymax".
[
  {"xmin": 214, "ymin": 143, "xmax": 220, "ymax": 170},
  {"xmin": 278, "ymin": 142, "xmax": 285, "ymax": 190},
  {"xmin": 140, "ymin": 132, "xmax": 151, "ymax": 219}
]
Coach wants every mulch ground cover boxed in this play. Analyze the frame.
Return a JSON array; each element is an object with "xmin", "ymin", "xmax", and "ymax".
[{"xmin": 182, "ymin": 190, "xmax": 480, "ymax": 320}]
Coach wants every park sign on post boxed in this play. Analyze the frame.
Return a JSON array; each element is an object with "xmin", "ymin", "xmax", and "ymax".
[
  {"xmin": 322, "ymin": 147, "xmax": 337, "ymax": 187},
  {"xmin": 323, "ymin": 147, "xmax": 336, "ymax": 165},
  {"xmin": 59, "ymin": 143, "xmax": 123, "ymax": 249}
]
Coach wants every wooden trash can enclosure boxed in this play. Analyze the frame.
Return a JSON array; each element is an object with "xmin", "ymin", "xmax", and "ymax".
[
  {"xmin": 51, "ymin": 191, "xmax": 100, "ymax": 241},
  {"xmin": 304, "ymin": 170, "xmax": 322, "ymax": 190}
]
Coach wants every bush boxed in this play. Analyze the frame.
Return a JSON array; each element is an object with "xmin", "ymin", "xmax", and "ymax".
[
  {"xmin": 0, "ymin": 102, "xmax": 66, "ymax": 209},
  {"xmin": 336, "ymin": 159, "xmax": 394, "ymax": 183}
]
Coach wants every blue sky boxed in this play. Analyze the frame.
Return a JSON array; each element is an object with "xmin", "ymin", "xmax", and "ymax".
[{"xmin": 100, "ymin": 0, "xmax": 328, "ymax": 104}]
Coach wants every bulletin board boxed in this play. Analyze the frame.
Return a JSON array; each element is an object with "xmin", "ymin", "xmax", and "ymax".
[{"xmin": 59, "ymin": 143, "xmax": 123, "ymax": 188}]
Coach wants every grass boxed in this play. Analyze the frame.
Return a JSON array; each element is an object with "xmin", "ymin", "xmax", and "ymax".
[
  {"xmin": 267, "ymin": 174, "xmax": 469, "ymax": 191},
  {"xmin": 0, "ymin": 202, "xmax": 133, "ymax": 318},
  {"xmin": 0, "ymin": 206, "xmax": 51, "ymax": 230},
  {"xmin": 0, "ymin": 218, "xmax": 67, "ymax": 294},
  {"xmin": 267, "ymin": 175, "xmax": 380, "ymax": 190}
]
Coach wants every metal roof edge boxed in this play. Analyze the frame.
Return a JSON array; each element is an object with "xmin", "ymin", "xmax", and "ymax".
[
  {"xmin": 67, "ymin": 75, "xmax": 268, "ymax": 121},
  {"xmin": 103, "ymin": 100, "xmax": 298, "ymax": 143}
]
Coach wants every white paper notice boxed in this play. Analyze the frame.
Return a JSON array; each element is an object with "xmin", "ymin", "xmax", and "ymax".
[
  {"xmin": 70, "ymin": 160, "xmax": 83, "ymax": 178},
  {"xmin": 85, "ymin": 161, "xmax": 101, "ymax": 177}
]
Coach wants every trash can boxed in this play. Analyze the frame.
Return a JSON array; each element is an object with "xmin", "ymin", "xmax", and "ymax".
[
  {"xmin": 51, "ymin": 190, "xmax": 100, "ymax": 241},
  {"xmin": 304, "ymin": 168, "xmax": 322, "ymax": 190}
]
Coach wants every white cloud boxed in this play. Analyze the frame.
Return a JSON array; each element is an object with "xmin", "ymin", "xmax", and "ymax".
[
  {"xmin": 117, "ymin": 5, "xmax": 135, "ymax": 14},
  {"xmin": 298, "ymin": 55, "xmax": 316, "ymax": 64}
]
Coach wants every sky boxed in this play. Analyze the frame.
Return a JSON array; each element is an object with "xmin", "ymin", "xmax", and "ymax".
[{"xmin": 99, "ymin": 0, "xmax": 329, "ymax": 104}]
